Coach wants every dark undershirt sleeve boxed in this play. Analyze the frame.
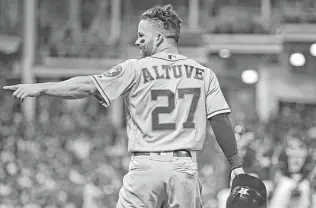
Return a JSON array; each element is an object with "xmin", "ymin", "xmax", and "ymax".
[{"xmin": 209, "ymin": 113, "xmax": 242, "ymax": 170}]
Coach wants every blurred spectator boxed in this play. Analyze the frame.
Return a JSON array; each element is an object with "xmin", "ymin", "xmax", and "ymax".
[{"xmin": 269, "ymin": 130, "xmax": 313, "ymax": 208}]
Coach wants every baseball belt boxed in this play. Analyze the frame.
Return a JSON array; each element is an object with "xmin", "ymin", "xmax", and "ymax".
[{"xmin": 133, "ymin": 149, "xmax": 192, "ymax": 157}]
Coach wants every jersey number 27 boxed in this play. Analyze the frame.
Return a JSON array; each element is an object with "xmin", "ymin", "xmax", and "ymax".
[{"xmin": 151, "ymin": 88, "xmax": 201, "ymax": 131}]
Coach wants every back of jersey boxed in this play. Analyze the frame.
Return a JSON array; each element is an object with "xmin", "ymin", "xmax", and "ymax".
[{"xmin": 125, "ymin": 52, "xmax": 230, "ymax": 152}]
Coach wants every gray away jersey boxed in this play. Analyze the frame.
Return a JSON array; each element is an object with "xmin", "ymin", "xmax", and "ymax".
[{"xmin": 90, "ymin": 52, "xmax": 231, "ymax": 152}]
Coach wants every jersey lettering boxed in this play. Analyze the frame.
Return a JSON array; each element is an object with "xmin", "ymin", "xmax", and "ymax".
[
  {"xmin": 151, "ymin": 88, "xmax": 201, "ymax": 131},
  {"xmin": 194, "ymin": 68, "xmax": 204, "ymax": 80},
  {"xmin": 142, "ymin": 65, "xmax": 205, "ymax": 83},
  {"xmin": 162, "ymin": 65, "xmax": 171, "ymax": 79},
  {"xmin": 178, "ymin": 88, "xmax": 201, "ymax": 128},
  {"xmin": 153, "ymin": 65, "xmax": 165, "ymax": 79},
  {"xmin": 151, "ymin": 90, "xmax": 176, "ymax": 130},
  {"xmin": 184, "ymin": 65, "xmax": 194, "ymax": 78},
  {"xmin": 142, "ymin": 68, "xmax": 155, "ymax": 83},
  {"xmin": 171, "ymin": 65, "xmax": 183, "ymax": 78}
]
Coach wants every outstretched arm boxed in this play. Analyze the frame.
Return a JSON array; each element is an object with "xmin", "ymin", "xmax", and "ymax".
[{"xmin": 3, "ymin": 76, "xmax": 97, "ymax": 101}]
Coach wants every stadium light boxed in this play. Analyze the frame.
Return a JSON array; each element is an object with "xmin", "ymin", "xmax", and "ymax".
[
  {"xmin": 218, "ymin": 49, "xmax": 231, "ymax": 58},
  {"xmin": 289, "ymin": 53, "xmax": 306, "ymax": 66},
  {"xmin": 241, "ymin": 69, "xmax": 258, "ymax": 84},
  {"xmin": 310, "ymin": 43, "xmax": 316, "ymax": 57}
]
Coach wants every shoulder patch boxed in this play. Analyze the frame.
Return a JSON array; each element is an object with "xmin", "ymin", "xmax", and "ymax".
[{"xmin": 103, "ymin": 65, "xmax": 123, "ymax": 77}]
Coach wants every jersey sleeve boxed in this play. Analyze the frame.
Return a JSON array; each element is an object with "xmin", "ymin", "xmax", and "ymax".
[
  {"xmin": 206, "ymin": 71, "xmax": 231, "ymax": 119},
  {"xmin": 90, "ymin": 59, "xmax": 139, "ymax": 107}
]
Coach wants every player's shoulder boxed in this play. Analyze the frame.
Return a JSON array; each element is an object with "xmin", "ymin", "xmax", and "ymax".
[
  {"xmin": 119, "ymin": 58, "xmax": 143, "ymax": 72},
  {"xmin": 121, "ymin": 58, "xmax": 140, "ymax": 66},
  {"xmin": 186, "ymin": 58, "xmax": 209, "ymax": 69},
  {"xmin": 124, "ymin": 57, "xmax": 155, "ymax": 67},
  {"xmin": 185, "ymin": 58, "xmax": 216, "ymax": 77},
  {"xmin": 133, "ymin": 56, "xmax": 167, "ymax": 70},
  {"xmin": 139, "ymin": 54, "xmax": 169, "ymax": 64}
]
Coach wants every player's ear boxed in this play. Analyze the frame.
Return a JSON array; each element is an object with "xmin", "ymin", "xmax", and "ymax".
[{"xmin": 155, "ymin": 33, "xmax": 164, "ymax": 46}]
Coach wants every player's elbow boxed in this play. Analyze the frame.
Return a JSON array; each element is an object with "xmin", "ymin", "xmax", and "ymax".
[
  {"xmin": 82, "ymin": 82, "xmax": 98, "ymax": 97},
  {"xmin": 85, "ymin": 82, "xmax": 98, "ymax": 95},
  {"xmin": 73, "ymin": 76, "xmax": 98, "ymax": 97}
]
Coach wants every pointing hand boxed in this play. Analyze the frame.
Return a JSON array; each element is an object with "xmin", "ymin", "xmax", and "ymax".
[{"xmin": 3, "ymin": 84, "xmax": 42, "ymax": 102}]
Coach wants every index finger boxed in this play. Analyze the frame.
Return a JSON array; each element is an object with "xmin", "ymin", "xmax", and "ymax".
[{"xmin": 3, "ymin": 85, "xmax": 19, "ymax": 90}]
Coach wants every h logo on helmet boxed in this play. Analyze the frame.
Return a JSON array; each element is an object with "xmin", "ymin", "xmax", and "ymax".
[{"xmin": 238, "ymin": 187, "xmax": 249, "ymax": 197}]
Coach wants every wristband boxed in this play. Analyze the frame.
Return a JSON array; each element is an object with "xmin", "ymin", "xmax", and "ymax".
[
  {"xmin": 231, "ymin": 163, "xmax": 242, "ymax": 171},
  {"xmin": 227, "ymin": 152, "xmax": 242, "ymax": 170}
]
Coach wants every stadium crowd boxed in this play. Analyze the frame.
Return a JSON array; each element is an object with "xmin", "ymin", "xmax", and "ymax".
[{"xmin": 0, "ymin": 91, "xmax": 126, "ymax": 207}]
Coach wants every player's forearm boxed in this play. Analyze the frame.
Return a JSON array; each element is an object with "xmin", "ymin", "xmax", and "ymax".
[
  {"xmin": 41, "ymin": 76, "xmax": 96, "ymax": 99},
  {"xmin": 209, "ymin": 113, "xmax": 242, "ymax": 170}
]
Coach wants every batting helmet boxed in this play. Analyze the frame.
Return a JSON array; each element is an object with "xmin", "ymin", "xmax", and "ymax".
[{"xmin": 226, "ymin": 174, "xmax": 267, "ymax": 208}]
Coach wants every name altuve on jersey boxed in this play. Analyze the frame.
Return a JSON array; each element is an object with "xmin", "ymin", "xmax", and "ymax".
[{"xmin": 142, "ymin": 64, "xmax": 205, "ymax": 83}]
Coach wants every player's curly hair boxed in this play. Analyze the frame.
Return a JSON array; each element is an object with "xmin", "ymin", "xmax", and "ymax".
[{"xmin": 141, "ymin": 4, "xmax": 183, "ymax": 42}]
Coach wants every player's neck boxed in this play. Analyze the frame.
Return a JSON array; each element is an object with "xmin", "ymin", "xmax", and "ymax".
[{"xmin": 155, "ymin": 45, "xmax": 179, "ymax": 55}]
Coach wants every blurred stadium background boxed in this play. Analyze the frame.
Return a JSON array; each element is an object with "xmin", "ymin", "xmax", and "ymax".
[{"xmin": 0, "ymin": 0, "xmax": 316, "ymax": 207}]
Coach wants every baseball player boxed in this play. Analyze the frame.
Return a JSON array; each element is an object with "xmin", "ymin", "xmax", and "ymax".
[{"xmin": 3, "ymin": 4, "xmax": 245, "ymax": 208}]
